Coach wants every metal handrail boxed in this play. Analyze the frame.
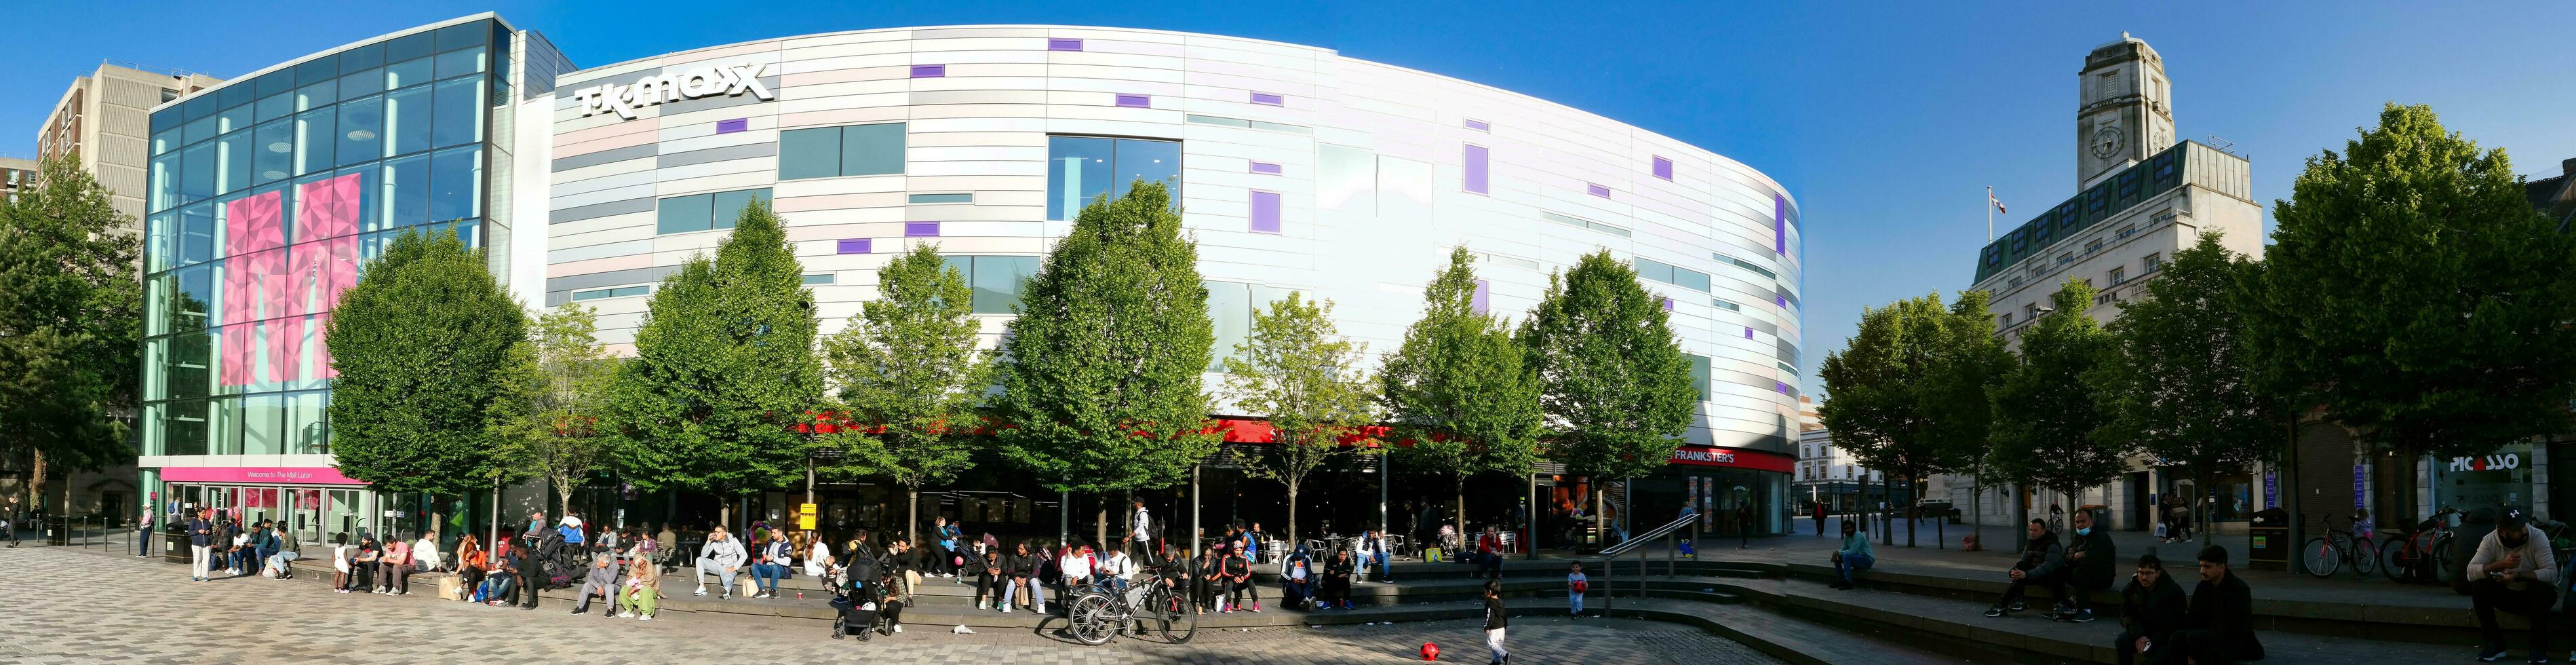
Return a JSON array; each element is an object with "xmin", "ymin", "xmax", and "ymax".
[{"xmin": 1600, "ymin": 513, "xmax": 1698, "ymax": 557}]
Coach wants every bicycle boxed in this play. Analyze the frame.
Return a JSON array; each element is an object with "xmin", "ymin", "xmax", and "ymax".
[
  {"xmin": 2380, "ymin": 508, "xmax": 2459, "ymax": 585},
  {"xmin": 1066, "ymin": 563, "xmax": 1196, "ymax": 646},
  {"xmin": 2301, "ymin": 514, "xmax": 2377, "ymax": 578}
]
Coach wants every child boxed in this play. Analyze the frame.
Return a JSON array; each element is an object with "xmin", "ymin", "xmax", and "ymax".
[
  {"xmin": 1567, "ymin": 562, "xmax": 1589, "ymax": 617},
  {"xmin": 330, "ymin": 534, "xmax": 352, "ymax": 592},
  {"xmin": 1483, "ymin": 581, "xmax": 1510, "ymax": 665}
]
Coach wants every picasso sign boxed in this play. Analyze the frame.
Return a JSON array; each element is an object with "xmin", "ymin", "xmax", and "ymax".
[{"xmin": 574, "ymin": 62, "xmax": 773, "ymax": 119}]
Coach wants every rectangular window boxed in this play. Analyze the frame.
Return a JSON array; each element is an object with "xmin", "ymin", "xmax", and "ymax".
[
  {"xmin": 908, "ymin": 193, "xmax": 971, "ymax": 204},
  {"xmin": 1472, "ymin": 279, "xmax": 1490, "ymax": 313},
  {"xmin": 2109, "ymin": 267, "xmax": 2126, "ymax": 284},
  {"xmin": 570, "ymin": 286, "xmax": 649, "ymax": 301},
  {"xmin": 836, "ymin": 238, "xmax": 871, "ymax": 254},
  {"xmin": 1463, "ymin": 119, "xmax": 1489, "ymax": 132},
  {"xmin": 944, "ymin": 255, "xmax": 1039, "ymax": 315},
  {"xmin": 1114, "ymin": 94, "xmax": 1151, "ymax": 109},
  {"xmin": 1652, "ymin": 156, "xmax": 1674, "ymax": 180},
  {"xmin": 1462, "ymin": 144, "xmax": 1489, "ymax": 194},
  {"xmin": 1715, "ymin": 254, "xmax": 1777, "ymax": 280},
  {"xmin": 2023, "ymin": 303, "xmax": 2037, "ymax": 320},
  {"xmin": 655, "ymin": 188, "xmax": 772, "ymax": 235},
  {"xmin": 779, "ymin": 123, "xmax": 907, "ymax": 180},
  {"xmin": 1999, "ymin": 312, "xmax": 2013, "ymax": 327},
  {"xmin": 910, "ymin": 64, "xmax": 945, "ymax": 78},
  {"xmin": 904, "ymin": 221, "xmax": 941, "ymax": 238},
  {"xmin": 802, "ymin": 273, "xmax": 836, "ymax": 285},
  {"xmin": 1687, "ymin": 354, "xmax": 1712, "ymax": 400},
  {"xmin": 1586, "ymin": 183, "xmax": 1611, "ymax": 199},
  {"xmin": 1711, "ymin": 299, "xmax": 1740, "ymax": 311},
  {"xmin": 1250, "ymin": 92, "xmax": 1284, "ymax": 106},
  {"xmin": 1249, "ymin": 162, "xmax": 1281, "ymax": 175},
  {"xmin": 716, "ymin": 118, "xmax": 747, "ymax": 134},
  {"xmin": 1249, "ymin": 190, "xmax": 1281, "ymax": 233},
  {"xmin": 1543, "ymin": 211, "xmax": 1628, "ymax": 238},
  {"xmin": 1047, "ymin": 136, "xmax": 1181, "ymax": 221},
  {"xmin": 2143, "ymin": 254, "xmax": 2162, "ymax": 273},
  {"xmin": 1047, "ymin": 38, "xmax": 1084, "ymax": 52}
]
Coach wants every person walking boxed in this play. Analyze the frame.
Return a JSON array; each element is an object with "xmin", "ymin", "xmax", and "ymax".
[
  {"xmin": 2113, "ymin": 554, "xmax": 2187, "ymax": 665},
  {"xmin": 1566, "ymin": 562, "xmax": 1589, "ymax": 617},
  {"xmin": 694, "ymin": 527, "xmax": 747, "ymax": 599},
  {"xmin": 1814, "ymin": 501, "xmax": 1827, "ymax": 537},
  {"xmin": 572, "ymin": 552, "xmax": 621, "ymax": 617},
  {"xmin": 1830, "ymin": 518, "xmax": 1873, "ymax": 589},
  {"xmin": 1129, "ymin": 500, "xmax": 1156, "ymax": 565},
  {"xmin": 933, "ymin": 517, "xmax": 962, "ymax": 577},
  {"xmin": 1483, "ymin": 581, "xmax": 1510, "ymax": 665},
  {"xmin": 186, "ymin": 510, "xmax": 214, "ymax": 582},
  {"xmin": 2468, "ymin": 510, "xmax": 2557, "ymax": 662}
]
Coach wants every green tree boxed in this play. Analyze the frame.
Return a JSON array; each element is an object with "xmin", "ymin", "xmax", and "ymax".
[
  {"xmin": 992, "ymin": 181, "xmax": 1217, "ymax": 537},
  {"xmin": 2094, "ymin": 232, "xmax": 2277, "ymax": 545},
  {"xmin": 1818, "ymin": 291, "xmax": 1997, "ymax": 547},
  {"xmin": 1520, "ymin": 250, "xmax": 1695, "ymax": 544},
  {"xmin": 1224, "ymin": 291, "xmax": 1381, "ymax": 543},
  {"xmin": 490, "ymin": 303, "xmax": 619, "ymax": 516},
  {"xmin": 0, "ymin": 157, "xmax": 142, "ymax": 514},
  {"xmin": 328, "ymin": 229, "xmax": 525, "ymax": 500},
  {"xmin": 1381, "ymin": 247, "xmax": 1542, "ymax": 537},
  {"xmin": 1917, "ymin": 291, "xmax": 2013, "ymax": 548},
  {"xmin": 610, "ymin": 200, "xmax": 822, "ymax": 527},
  {"xmin": 1987, "ymin": 280, "xmax": 2125, "ymax": 522},
  {"xmin": 817, "ymin": 244, "xmax": 989, "ymax": 542},
  {"xmin": 2238, "ymin": 103, "xmax": 2576, "ymax": 523}
]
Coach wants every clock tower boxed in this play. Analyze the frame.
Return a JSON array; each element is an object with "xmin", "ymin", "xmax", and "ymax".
[{"xmin": 2075, "ymin": 33, "xmax": 2174, "ymax": 189}]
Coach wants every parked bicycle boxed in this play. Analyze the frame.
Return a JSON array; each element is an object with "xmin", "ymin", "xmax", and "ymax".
[
  {"xmin": 2301, "ymin": 514, "xmax": 2377, "ymax": 579},
  {"xmin": 1065, "ymin": 563, "xmax": 1196, "ymax": 646},
  {"xmin": 2380, "ymin": 508, "xmax": 2459, "ymax": 585}
]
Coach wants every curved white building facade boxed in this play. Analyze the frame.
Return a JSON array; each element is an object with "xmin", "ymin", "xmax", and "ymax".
[{"xmin": 516, "ymin": 25, "xmax": 1803, "ymax": 451}]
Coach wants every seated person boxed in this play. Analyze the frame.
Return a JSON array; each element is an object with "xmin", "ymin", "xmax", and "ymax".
[
  {"xmin": 1281, "ymin": 546, "xmax": 1316, "ymax": 609},
  {"xmin": 2059, "ymin": 508, "xmax": 2116, "ymax": 622},
  {"xmin": 2469, "ymin": 510, "xmax": 2557, "ymax": 663},
  {"xmin": 1829, "ymin": 518, "xmax": 1873, "ymax": 589},
  {"xmin": 2113, "ymin": 554, "xmax": 2187, "ymax": 665},
  {"xmin": 1983, "ymin": 519, "xmax": 2063, "ymax": 618},
  {"xmin": 2160, "ymin": 545, "xmax": 2262, "ymax": 663},
  {"xmin": 1320, "ymin": 548, "xmax": 1357, "ymax": 609}
]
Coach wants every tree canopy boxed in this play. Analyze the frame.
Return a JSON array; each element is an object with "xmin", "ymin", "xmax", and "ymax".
[
  {"xmin": 327, "ymin": 229, "xmax": 524, "ymax": 497},
  {"xmin": 2094, "ymin": 232, "xmax": 2276, "ymax": 543},
  {"xmin": 0, "ymin": 157, "xmax": 144, "ymax": 510},
  {"xmin": 818, "ymin": 243, "xmax": 989, "ymax": 539},
  {"xmin": 1224, "ymin": 290, "xmax": 1381, "ymax": 542},
  {"xmin": 1987, "ymin": 280, "xmax": 2125, "ymax": 516},
  {"xmin": 1380, "ymin": 247, "xmax": 1542, "ymax": 532},
  {"xmin": 490, "ymin": 303, "xmax": 619, "ymax": 515}
]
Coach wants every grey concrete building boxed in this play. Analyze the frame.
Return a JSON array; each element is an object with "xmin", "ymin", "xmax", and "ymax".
[
  {"xmin": 37, "ymin": 62, "xmax": 223, "ymax": 225},
  {"xmin": 0, "ymin": 156, "xmax": 34, "ymax": 203}
]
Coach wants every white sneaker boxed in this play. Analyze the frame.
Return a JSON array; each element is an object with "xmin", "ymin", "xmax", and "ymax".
[
  {"xmin": 694, "ymin": 587, "xmax": 707, "ymax": 596},
  {"xmin": 638, "ymin": 614, "xmax": 652, "ymax": 622},
  {"xmin": 1001, "ymin": 606, "xmax": 1014, "ymax": 613},
  {"xmin": 893, "ymin": 624, "xmax": 903, "ymax": 634},
  {"xmin": 618, "ymin": 611, "xmax": 634, "ymax": 618}
]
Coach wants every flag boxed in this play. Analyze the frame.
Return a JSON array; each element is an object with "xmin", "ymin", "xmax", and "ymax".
[{"xmin": 1989, "ymin": 193, "xmax": 2007, "ymax": 214}]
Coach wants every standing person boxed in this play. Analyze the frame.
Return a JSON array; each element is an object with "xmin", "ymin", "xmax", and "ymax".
[
  {"xmin": 749, "ymin": 529, "xmax": 790, "ymax": 598},
  {"xmin": 1129, "ymin": 500, "xmax": 1156, "ymax": 565},
  {"xmin": 1983, "ymin": 519, "xmax": 2063, "ymax": 618},
  {"xmin": 2467, "ymin": 510, "xmax": 2558, "ymax": 662},
  {"xmin": 1814, "ymin": 501, "xmax": 1827, "ymax": 537},
  {"xmin": 455, "ymin": 535, "xmax": 488, "ymax": 602},
  {"xmin": 1482, "ymin": 581, "xmax": 1510, "ymax": 665},
  {"xmin": 2, "ymin": 495, "xmax": 18, "ymax": 547},
  {"xmin": 1830, "ymin": 518, "xmax": 1873, "ymax": 590},
  {"xmin": 571, "ymin": 552, "xmax": 621, "ymax": 617},
  {"xmin": 1566, "ymin": 562, "xmax": 1589, "ymax": 617},
  {"xmin": 135, "ymin": 509, "xmax": 157, "ymax": 558},
  {"xmin": 618, "ymin": 558, "xmax": 661, "ymax": 621},
  {"xmin": 328, "ymin": 534, "xmax": 353, "ymax": 592},
  {"xmin": 2113, "ymin": 554, "xmax": 2187, "ymax": 665},
  {"xmin": 2163, "ymin": 545, "xmax": 2263, "ymax": 662},
  {"xmin": 973, "ymin": 549, "xmax": 1006, "ymax": 611},
  {"xmin": 186, "ymin": 510, "xmax": 214, "ymax": 582},
  {"xmin": 2057, "ymin": 509, "xmax": 2115, "ymax": 622},
  {"xmin": 694, "ymin": 527, "xmax": 747, "ymax": 599},
  {"xmin": 933, "ymin": 517, "xmax": 962, "ymax": 577}
]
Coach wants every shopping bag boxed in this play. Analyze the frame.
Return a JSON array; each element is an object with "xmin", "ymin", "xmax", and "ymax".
[{"xmin": 439, "ymin": 575, "xmax": 463, "ymax": 601}]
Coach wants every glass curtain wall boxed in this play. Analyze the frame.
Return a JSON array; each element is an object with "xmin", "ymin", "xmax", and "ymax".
[{"xmin": 140, "ymin": 20, "xmax": 503, "ymax": 460}]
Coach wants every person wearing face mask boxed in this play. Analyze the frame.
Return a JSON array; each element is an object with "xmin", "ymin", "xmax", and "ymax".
[
  {"xmin": 2113, "ymin": 554, "xmax": 2187, "ymax": 665},
  {"xmin": 2055, "ymin": 508, "xmax": 2115, "ymax": 622}
]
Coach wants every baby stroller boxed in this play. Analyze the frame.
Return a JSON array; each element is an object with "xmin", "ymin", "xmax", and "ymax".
[{"xmin": 829, "ymin": 552, "xmax": 887, "ymax": 641}]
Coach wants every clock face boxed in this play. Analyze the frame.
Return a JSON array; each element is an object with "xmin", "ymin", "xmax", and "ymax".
[{"xmin": 2091, "ymin": 127, "xmax": 2124, "ymax": 159}]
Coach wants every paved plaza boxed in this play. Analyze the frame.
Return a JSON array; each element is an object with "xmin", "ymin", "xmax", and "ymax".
[{"xmin": 0, "ymin": 545, "xmax": 1779, "ymax": 665}]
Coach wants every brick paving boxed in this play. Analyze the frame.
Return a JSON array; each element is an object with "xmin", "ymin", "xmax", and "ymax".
[{"xmin": 0, "ymin": 546, "xmax": 1780, "ymax": 665}]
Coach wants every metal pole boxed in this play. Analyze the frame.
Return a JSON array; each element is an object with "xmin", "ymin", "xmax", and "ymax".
[
  {"xmin": 1378, "ymin": 455, "xmax": 1388, "ymax": 549},
  {"xmin": 1525, "ymin": 474, "xmax": 1538, "ymax": 560},
  {"xmin": 1987, "ymin": 186, "xmax": 1995, "ymax": 241},
  {"xmin": 1190, "ymin": 466, "xmax": 1202, "ymax": 556}
]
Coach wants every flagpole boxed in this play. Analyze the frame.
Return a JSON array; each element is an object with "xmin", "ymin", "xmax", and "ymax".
[{"xmin": 1986, "ymin": 186, "xmax": 1995, "ymax": 242}]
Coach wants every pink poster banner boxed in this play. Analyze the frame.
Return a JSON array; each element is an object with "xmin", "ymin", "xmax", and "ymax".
[{"xmin": 159, "ymin": 466, "xmax": 368, "ymax": 486}]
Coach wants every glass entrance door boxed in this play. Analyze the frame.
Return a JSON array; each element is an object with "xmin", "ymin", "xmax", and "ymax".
[{"xmin": 292, "ymin": 489, "xmax": 321, "ymax": 545}]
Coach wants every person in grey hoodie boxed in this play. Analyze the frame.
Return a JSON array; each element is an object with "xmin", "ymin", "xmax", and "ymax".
[
  {"xmin": 1984, "ymin": 518, "xmax": 2064, "ymax": 618},
  {"xmin": 694, "ymin": 527, "xmax": 748, "ymax": 599},
  {"xmin": 571, "ymin": 552, "xmax": 622, "ymax": 617}
]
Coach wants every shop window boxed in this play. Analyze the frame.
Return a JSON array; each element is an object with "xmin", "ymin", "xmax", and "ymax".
[
  {"xmin": 655, "ymin": 188, "xmax": 773, "ymax": 235},
  {"xmin": 779, "ymin": 123, "xmax": 906, "ymax": 180}
]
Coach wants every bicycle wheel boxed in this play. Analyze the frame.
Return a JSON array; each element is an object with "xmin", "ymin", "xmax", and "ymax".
[
  {"xmin": 1068, "ymin": 592, "xmax": 1116, "ymax": 646},
  {"xmin": 1155, "ymin": 587, "xmax": 1197, "ymax": 644},
  {"xmin": 2301, "ymin": 537, "xmax": 2339, "ymax": 578},
  {"xmin": 2347, "ymin": 537, "xmax": 2378, "ymax": 577},
  {"xmin": 2379, "ymin": 537, "xmax": 2411, "ymax": 583},
  {"xmin": 2432, "ymin": 537, "xmax": 2461, "ymax": 586}
]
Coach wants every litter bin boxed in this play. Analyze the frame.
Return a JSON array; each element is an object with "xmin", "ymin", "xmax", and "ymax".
[
  {"xmin": 164, "ymin": 522, "xmax": 192, "ymax": 564},
  {"xmin": 2247, "ymin": 508, "xmax": 2290, "ymax": 572},
  {"xmin": 43, "ymin": 515, "xmax": 69, "ymax": 546}
]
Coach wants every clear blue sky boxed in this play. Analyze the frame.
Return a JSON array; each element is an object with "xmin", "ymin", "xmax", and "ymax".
[{"xmin": 12, "ymin": 1, "xmax": 2574, "ymax": 394}]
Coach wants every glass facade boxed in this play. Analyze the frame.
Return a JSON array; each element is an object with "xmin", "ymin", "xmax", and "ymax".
[
  {"xmin": 139, "ymin": 19, "xmax": 510, "ymax": 460},
  {"xmin": 1046, "ymin": 136, "xmax": 1180, "ymax": 221},
  {"xmin": 937, "ymin": 255, "xmax": 1041, "ymax": 315}
]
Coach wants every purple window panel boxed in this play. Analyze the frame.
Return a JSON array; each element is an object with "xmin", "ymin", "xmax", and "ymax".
[
  {"xmin": 1743, "ymin": 326, "xmax": 1755, "ymax": 339},
  {"xmin": 1463, "ymin": 144, "xmax": 1489, "ymax": 194},
  {"xmin": 1463, "ymin": 119, "xmax": 1490, "ymax": 132},
  {"xmin": 1587, "ymin": 183, "xmax": 1612, "ymax": 199},
  {"xmin": 716, "ymin": 118, "xmax": 748, "ymax": 134},
  {"xmin": 1472, "ymin": 280, "xmax": 1491, "ymax": 313},
  {"xmin": 836, "ymin": 238, "xmax": 872, "ymax": 254},
  {"xmin": 1249, "ymin": 190, "xmax": 1281, "ymax": 233},
  {"xmin": 1776, "ymin": 295, "xmax": 1788, "ymax": 307},
  {"xmin": 1652, "ymin": 156, "xmax": 1673, "ymax": 181},
  {"xmin": 1661, "ymin": 297, "xmax": 1673, "ymax": 311},
  {"xmin": 1048, "ymin": 38, "xmax": 1084, "ymax": 52},
  {"xmin": 1250, "ymin": 92, "xmax": 1285, "ymax": 106},
  {"xmin": 910, "ymin": 64, "xmax": 945, "ymax": 78},
  {"xmin": 1249, "ymin": 162, "xmax": 1282, "ymax": 175},
  {"xmin": 1775, "ymin": 381, "xmax": 1792, "ymax": 395},
  {"xmin": 904, "ymin": 221, "xmax": 940, "ymax": 238},
  {"xmin": 1114, "ymin": 94, "xmax": 1151, "ymax": 108},
  {"xmin": 1774, "ymin": 194, "xmax": 1788, "ymax": 256}
]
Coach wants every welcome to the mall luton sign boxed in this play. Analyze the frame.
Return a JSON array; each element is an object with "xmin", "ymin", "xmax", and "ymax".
[{"xmin": 574, "ymin": 62, "xmax": 773, "ymax": 119}]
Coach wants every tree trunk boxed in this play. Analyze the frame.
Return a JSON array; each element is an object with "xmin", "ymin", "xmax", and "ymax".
[
  {"xmin": 1286, "ymin": 482, "xmax": 1301, "ymax": 552},
  {"xmin": 1453, "ymin": 474, "xmax": 1466, "ymax": 549},
  {"xmin": 2196, "ymin": 469, "xmax": 2213, "ymax": 546},
  {"xmin": 1094, "ymin": 495, "xmax": 1108, "ymax": 550},
  {"xmin": 1593, "ymin": 487, "xmax": 1605, "ymax": 551},
  {"xmin": 1970, "ymin": 476, "xmax": 1984, "ymax": 550},
  {"xmin": 31, "ymin": 450, "xmax": 48, "ymax": 517},
  {"xmin": 906, "ymin": 487, "xmax": 919, "ymax": 544},
  {"xmin": 1903, "ymin": 473, "xmax": 1918, "ymax": 548},
  {"xmin": 555, "ymin": 473, "xmax": 574, "ymax": 518}
]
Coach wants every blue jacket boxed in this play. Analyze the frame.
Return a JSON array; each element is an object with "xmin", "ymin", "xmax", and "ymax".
[{"xmin": 559, "ymin": 524, "xmax": 585, "ymax": 545}]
